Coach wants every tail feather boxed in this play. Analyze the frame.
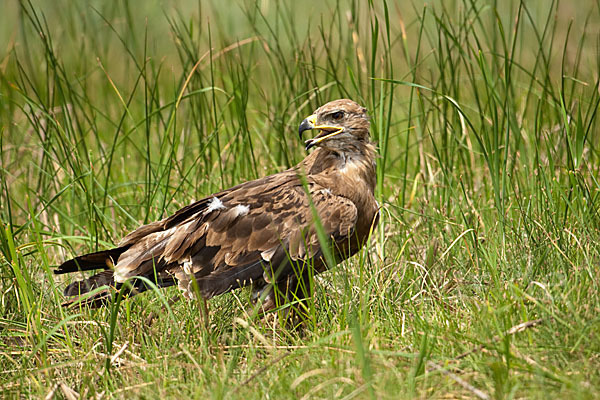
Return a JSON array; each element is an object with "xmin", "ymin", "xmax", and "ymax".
[
  {"xmin": 63, "ymin": 270, "xmax": 115, "ymax": 296},
  {"xmin": 58, "ymin": 260, "xmax": 177, "ymax": 308},
  {"xmin": 59, "ymin": 269, "xmax": 113, "ymax": 307},
  {"xmin": 61, "ymin": 289, "xmax": 113, "ymax": 308},
  {"xmin": 55, "ymin": 247, "xmax": 128, "ymax": 274}
]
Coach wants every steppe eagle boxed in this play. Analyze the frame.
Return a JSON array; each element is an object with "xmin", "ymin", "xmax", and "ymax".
[{"xmin": 55, "ymin": 99, "xmax": 379, "ymax": 318}]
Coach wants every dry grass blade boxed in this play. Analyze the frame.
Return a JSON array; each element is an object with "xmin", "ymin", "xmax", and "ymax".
[
  {"xmin": 426, "ymin": 361, "xmax": 489, "ymax": 400},
  {"xmin": 59, "ymin": 382, "xmax": 80, "ymax": 400},
  {"xmin": 234, "ymin": 352, "xmax": 291, "ymax": 392},
  {"xmin": 455, "ymin": 319, "xmax": 544, "ymax": 360}
]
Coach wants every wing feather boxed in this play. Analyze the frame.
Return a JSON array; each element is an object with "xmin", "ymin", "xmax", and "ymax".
[{"xmin": 108, "ymin": 173, "xmax": 358, "ymax": 300}]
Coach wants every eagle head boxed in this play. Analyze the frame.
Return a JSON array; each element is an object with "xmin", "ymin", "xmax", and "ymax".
[{"xmin": 299, "ymin": 99, "xmax": 370, "ymax": 151}]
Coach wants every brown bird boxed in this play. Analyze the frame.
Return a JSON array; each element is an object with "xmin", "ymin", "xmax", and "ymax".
[{"xmin": 55, "ymin": 99, "xmax": 379, "ymax": 319}]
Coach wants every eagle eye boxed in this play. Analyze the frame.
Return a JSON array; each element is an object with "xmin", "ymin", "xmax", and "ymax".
[{"xmin": 331, "ymin": 111, "xmax": 344, "ymax": 121}]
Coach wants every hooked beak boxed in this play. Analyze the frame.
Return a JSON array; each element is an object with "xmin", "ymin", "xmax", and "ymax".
[{"xmin": 298, "ymin": 114, "xmax": 344, "ymax": 150}]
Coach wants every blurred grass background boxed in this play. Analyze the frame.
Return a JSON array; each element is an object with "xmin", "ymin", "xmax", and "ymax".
[{"xmin": 1, "ymin": 0, "xmax": 600, "ymax": 398}]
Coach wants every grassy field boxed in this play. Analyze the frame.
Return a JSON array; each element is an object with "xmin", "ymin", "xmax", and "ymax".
[{"xmin": 1, "ymin": 0, "xmax": 600, "ymax": 398}]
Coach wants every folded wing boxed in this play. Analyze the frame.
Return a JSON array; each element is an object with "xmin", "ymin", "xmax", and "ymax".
[{"xmin": 57, "ymin": 172, "xmax": 358, "ymax": 302}]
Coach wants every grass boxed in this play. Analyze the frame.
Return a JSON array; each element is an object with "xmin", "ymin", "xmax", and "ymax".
[{"xmin": 1, "ymin": 0, "xmax": 600, "ymax": 398}]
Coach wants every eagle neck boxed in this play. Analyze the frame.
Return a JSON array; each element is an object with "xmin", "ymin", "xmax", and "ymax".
[{"xmin": 303, "ymin": 141, "xmax": 377, "ymax": 201}]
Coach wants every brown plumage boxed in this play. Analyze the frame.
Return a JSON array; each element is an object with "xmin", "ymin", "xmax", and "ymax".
[{"xmin": 55, "ymin": 99, "xmax": 379, "ymax": 316}]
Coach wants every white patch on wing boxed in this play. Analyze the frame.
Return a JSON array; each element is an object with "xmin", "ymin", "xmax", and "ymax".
[
  {"xmin": 323, "ymin": 188, "xmax": 332, "ymax": 195},
  {"xmin": 233, "ymin": 204, "xmax": 250, "ymax": 217},
  {"xmin": 114, "ymin": 269, "xmax": 128, "ymax": 283},
  {"xmin": 206, "ymin": 197, "xmax": 225, "ymax": 213},
  {"xmin": 182, "ymin": 257, "xmax": 192, "ymax": 275},
  {"xmin": 261, "ymin": 247, "xmax": 277, "ymax": 262}
]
